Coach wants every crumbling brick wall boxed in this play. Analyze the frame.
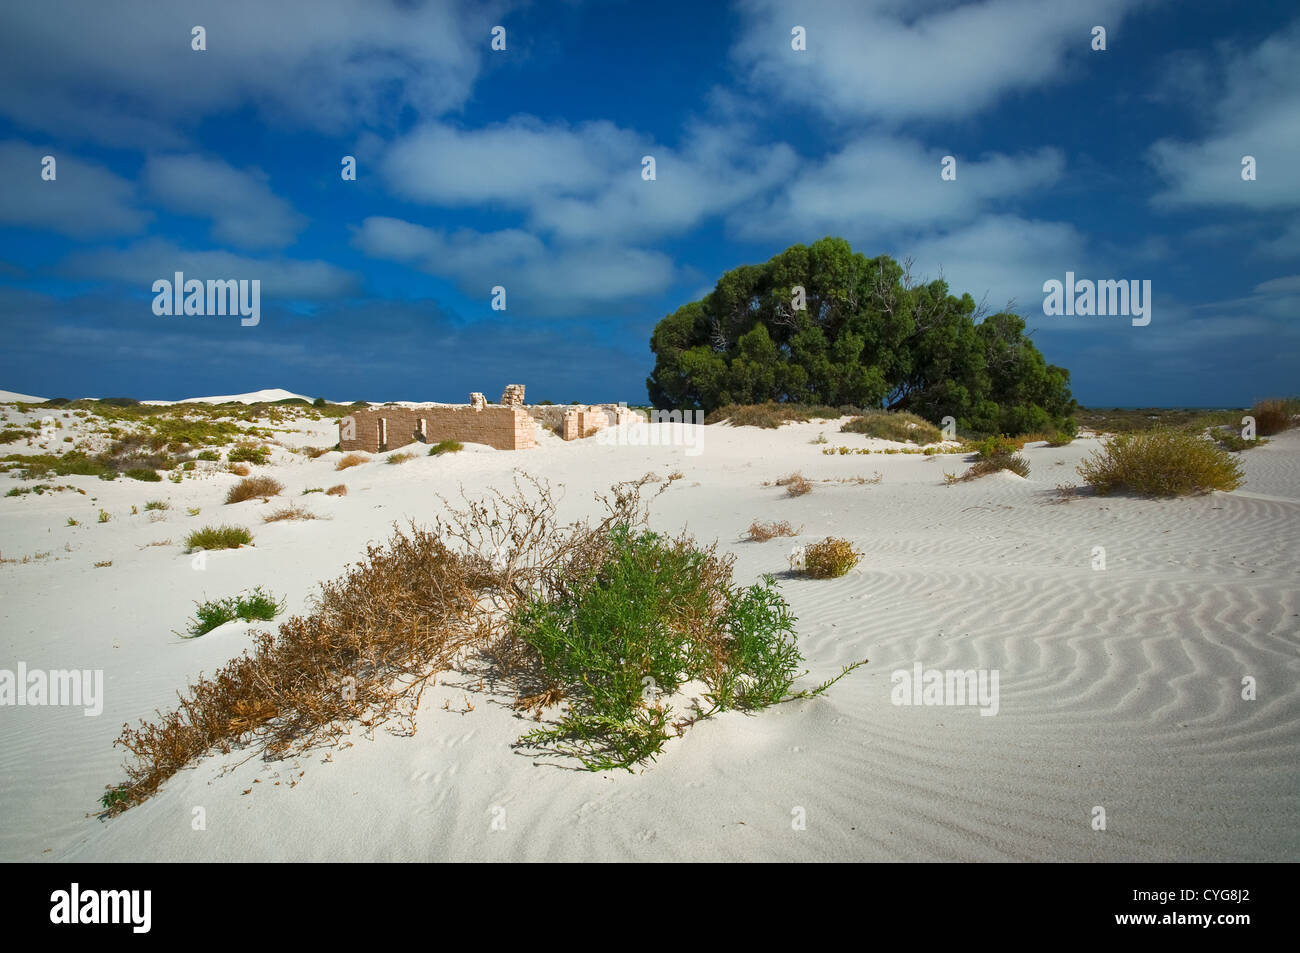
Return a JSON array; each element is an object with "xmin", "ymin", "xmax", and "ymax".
[
  {"xmin": 561, "ymin": 404, "xmax": 636, "ymax": 440},
  {"xmin": 339, "ymin": 404, "xmax": 536, "ymax": 452}
]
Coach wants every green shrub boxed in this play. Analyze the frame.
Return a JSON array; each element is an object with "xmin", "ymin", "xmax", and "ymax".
[
  {"xmin": 958, "ymin": 451, "xmax": 1030, "ymax": 480},
  {"xmin": 387, "ymin": 451, "xmax": 416, "ymax": 464},
  {"xmin": 1077, "ymin": 430, "xmax": 1244, "ymax": 496},
  {"xmin": 513, "ymin": 527, "xmax": 857, "ymax": 771},
  {"xmin": 124, "ymin": 467, "xmax": 162, "ymax": 482},
  {"xmin": 972, "ymin": 434, "xmax": 1023, "ymax": 459},
  {"xmin": 841, "ymin": 410, "xmax": 941, "ymax": 443},
  {"xmin": 428, "ymin": 440, "xmax": 463, "ymax": 456},
  {"xmin": 196, "ymin": 449, "xmax": 221, "ymax": 462},
  {"xmin": 185, "ymin": 525, "xmax": 253, "ymax": 551},
  {"xmin": 144, "ymin": 500, "xmax": 169, "ymax": 511},
  {"xmin": 227, "ymin": 444, "xmax": 271, "ymax": 465},
  {"xmin": 180, "ymin": 586, "xmax": 285, "ymax": 638},
  {"xmin": 1217, "ymin": 431, "xmax": 1267, "ymax": 452}
]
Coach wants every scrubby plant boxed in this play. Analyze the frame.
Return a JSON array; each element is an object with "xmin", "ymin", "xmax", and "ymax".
[
  {"xmin": 842, "ymin": 410, "xmax": 942, "ymax": 444},
  {"xmin": 1249, "ymin": 398, "xmax": 1297, "ymax": 436},
  {"xmin": 225, "ymin": 475, "xmax": 284, "ymax": 504},
  {"xmin": 1217, "ymin": 432, "xmax": 1267, "ymax": 452},
  {"xmin": 227, "ymin": 444, "xmax": 271, "ymax": 465},
  {"xmin": 336, "ymin": 453, "xmax": 368, "ymax": 470},
  {"xmin": 124, "ymin": 467, "xmax": 162, "ymax": 482},
  {"xmin": 387, "ymin": 452, "xmax": 416, "ymax": 465},
  {"xmin": 971, "ymin": 434, "xmax": 1024, "ymax": 459},
  {"xmin": 776, "ymin": 472, "xmax": 812, "ymax": 497},
  {"xmin": 97, "ymin": 509, "xmax": 111, "ymax": 523},
  {"xmin": 958, "ymin": 452, "xmax": 1030, "ymax": 481},
  {"xmin": 185, "ymin": 525, "xmax": 253, "ymax": 551},
  {"xmin": 302, "ymin": 446, "xmax": 331, "ymax": 459},
  {"xmin": 746, "ymin": 519, "xmax": 801, "ymax": 542},
  {"xmin": 195, "ymin": 449, "xmax": 221, "ymax": 461},
  {"xmin": 801, "ymin": 537, "xmax": 861, "ymax": 579},
  {"xmin": 325, "ymin": 484, "xmax": 347, "ymax": 496},
  {"xmin": 1077, "ymin": 430, "xmax": 1244, "ymax": 496},
  {"xmin": 144, "ymin": 500, "xmax": 169, "ymax": 511},
  {"xmin": 180, "ymin": 586, "xmax": 285, "ymax": 638},
  {"xmin": 262, "ymin": 503, "xmax": 317, "ymax": 523},
  {"xmin": 428, "ymin": 440, "xmax": 463, "ymax": 456},
  {"xmin": 228, "ymin": 463, "xmax": 251, "ymax": 477},
  {"xmin": 302, "ymin": 487, "xmax": 324, "ymax": 494}
]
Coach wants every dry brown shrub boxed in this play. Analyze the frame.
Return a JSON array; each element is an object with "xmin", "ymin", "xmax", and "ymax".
[
  {"xmin": 1250, "ymin": 398, "xmax": 1297, "ymax": 436},
  {"xmin": 225, "ymin": 475, "xmax": 285, "ymax": 504},
  {"xmin": 336, "ymin": 453, "xmax": 368, "ymax": 471},
  {"xmin": 776, "ymin": 472, "xmax": 812, "ymax": 497},
  {"xmin": 303, "ymin": 446, "xmax": 331, "ymax": 459},
  {"xmin": 263, "ymin": 503, "xmax": 318, "ymax": 523},
  {"xmin": 325, "ymin": 484, "xmax": 347, "ymax": 497},
  {"xmin": 746, "ymin": 520, "xmax": 801, "ymax": 542},
  {"xmin": 227, "ymin": 463, "xmax": 251, "ymax": 477},
  {"xmin": 803, "ymin": 537, "xmax": 862, "ymax": 578}
]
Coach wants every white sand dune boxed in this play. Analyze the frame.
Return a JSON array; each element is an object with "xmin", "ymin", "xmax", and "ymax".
[
  {"xmin": 0, "ymin": 413, "xmax": 1296, "ymax": 861},
  {"xmin": 0, "ymin": 389, "xmax": 46, "ymax": 403}
]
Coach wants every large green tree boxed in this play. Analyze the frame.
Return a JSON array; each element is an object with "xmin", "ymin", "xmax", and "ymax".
[{"xmin": 646, "ymin": 237, "xmax": 1076, "ymax": 435}]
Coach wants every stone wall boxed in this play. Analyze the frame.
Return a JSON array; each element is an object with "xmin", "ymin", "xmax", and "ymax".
[
  {"xmin": 339, "ymin": 403, "xmax": 536, "ymax": 452},
  {"xmin": 561, "ymin": 404, "xmax": 636, "ymax": 440}
]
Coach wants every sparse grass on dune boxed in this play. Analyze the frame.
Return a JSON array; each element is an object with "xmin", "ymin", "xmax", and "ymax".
[
  {"xmin": 185, "ymin": 525, "xmax": 253, "ymax": 552},
  {"xmin": 336, "ymin": 453, "xmax": 368, "ymax": 470},
  {"xmin": 225, "ymin": 475, "xmax": 284, "ymax": 504},
  {"xmin": 841, "ymin": 410, "xmax": 941, "ymax": 444},
  {"xmin": 387, "ymin": 451, "xmax": 416, "ymax": 465},
  {"xmin": 325, "ymin": 484, "xmax": 347, "ymax": 496},
  {"xmin": 1077, "ymin": 429, "xmax": 1243, "ymax": 496},
  {"xmin": 705, "ymin": 402, "xmax": 857, "ymax": 428},
  {"xmin": 262, "ymin": 503, "xmax": 318, "ymax": 523},
  {"xmin": 428, "ymin": 440, "xmax": 463, "ymax": 456}
]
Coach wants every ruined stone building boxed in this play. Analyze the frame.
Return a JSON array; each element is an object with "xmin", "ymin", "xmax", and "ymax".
[{"xmin": 338, "ymin": 385, "xmax": 536, "ymax": 452}]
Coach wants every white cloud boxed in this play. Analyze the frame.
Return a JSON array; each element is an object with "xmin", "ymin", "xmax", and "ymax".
[
  {"xmin": 1148, "ymin": 21, "xmax": 1300, "ymax": 210},
  {"xmin": 60, "ymin": 238, "xmax": 361, "ymax": 299},
  {"xmin": 144, "ymin": 154, "xmax": 306, "ymax": 249},
  {"xmin": 730, "ymin": 0, "xmax": 1145, "ymax": 122},
  {"xmin": 728, "ymin": 136, "xmax": 1063, "ymax": 238},
  {"xmin": 381, "ymin": 116, "xmax": 801, "ymax": 243},
  {"xmin": 0, "ymin": 0, "xmax": 509, "ymax": 147},
  {"xmin": 351, "ymin": 216, "xmax": 677, "ymax": 314},
  {"xmin": 0, "ymin": 140, "xmax": 150, "ymax": 237}
]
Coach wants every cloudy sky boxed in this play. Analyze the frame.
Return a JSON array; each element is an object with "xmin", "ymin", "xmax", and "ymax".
[{"xmin": 0, "ymin": 0, "xmax": 1296, "ymax": 405}]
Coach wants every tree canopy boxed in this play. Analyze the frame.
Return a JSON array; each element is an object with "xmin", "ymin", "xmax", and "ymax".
[{"xmin": 646, "ymin": 237, "xmax": 1076, "ymax": 435}]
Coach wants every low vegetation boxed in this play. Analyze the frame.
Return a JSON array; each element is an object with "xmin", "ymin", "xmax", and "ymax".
[
  {"xmin": 776, "ymin": 472, "xmax": 812, "ymax": 497},
  {"xmin": 225, "ymin": 475, "xmax": 284, "ymax": 504},
  {"xmin": 387, "ymin": 452, "xmax": 416, "ymax": 465},
  {"xmin": 704, "ymin": 402, "xmax": 855, "ymax": 429},
  {"xmin": 185, "ymin": 525, "xmax": 253, "ymax": 552},
  {"xmin": 1077, "ymin": 430, "xmax": 1244, "ymax": 496},
  {"xmin": 101, "ymin": 475, "xmax": 864, "ymax": 814},
  {"xmin": 227, "ymin": 444, "xmax": 271, "ymax": 465},
  {"xmin": 180, "ymin": 587, "xmax": 285, "ymax": 638},
  {"xmin": 801, "ymin": 537, "xmax": 862, "ymax": 579},
  {"xmin": 746, "ymin": 519, "xmax": 800, "ymax": 542},
  {"xmin": 336, "ymin": 453, "xmax": 368, "ymax": 470},
  {"xmin": 1249, "ymin": 397, "xmax": 1299, "ymax": 436},
  {"xmin": 841, "ymin": 410, "xmax": 942, "ymax": 444},
  {"xmin": 325, "ymin": 484, "xmax": 347, "ymax": 496},
  {"xmin": 428, "ymin": 440, "xmax": 463, "ymax": 456},
  {"xmin": 262, "ymin": 503, "xmax": 318, "ymax": 523}
]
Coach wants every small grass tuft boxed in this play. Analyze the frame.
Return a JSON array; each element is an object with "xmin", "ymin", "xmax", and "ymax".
[
  {"xmin": 746, "ymin": 520, "xmax": 801, "ymax": 542},
  {"xmin": 325, "ymin": 484, "xmax": 347, "ymax": 496},
  {"xmin": 180, "ymin": 586, "xmax": 285, "ymax": 638},
  {"xmin": 428, "ymin": 440, "xmax": 464, "ymax": 456},
  {"xmin": 336, "ymin": 453, "xmax": 369, "ymax": 470},
  {"xmin": 776, "ymin": 472, "xmax": 812, "ymax": 497},
  {"xmin": 185, "ymin": 525, "xmax": 253, "ymax": 552},
  {"xmin": 225, "ymin": 475, "xmax": 284, "ymax": 504},
  {"xmin": 262, "ymin": 503, "xmax": 318, "ymax": 523},
  {"xmin": 387, "ymin": 451, "xmax": 416, "ymax": 465}
]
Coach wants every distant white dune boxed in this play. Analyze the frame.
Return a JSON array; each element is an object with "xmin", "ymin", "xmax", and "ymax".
[
  {"xmin": 0, "ymin": 389, "xmax": 47, "ymax": 403},
  {"xmin": 161, "ymin": 388, "xmax": 315, "ymax": 405}
]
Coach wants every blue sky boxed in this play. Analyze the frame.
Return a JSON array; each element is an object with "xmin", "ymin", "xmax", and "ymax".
[{"xmin": 0, "ymin": 0, "xmax": 1296, "ymax": 406}]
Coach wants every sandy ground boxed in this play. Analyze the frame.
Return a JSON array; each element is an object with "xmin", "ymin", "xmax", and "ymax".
[{"xmin": 1, "ymin": 408, "xmax": 1296, "ymax": 862}]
